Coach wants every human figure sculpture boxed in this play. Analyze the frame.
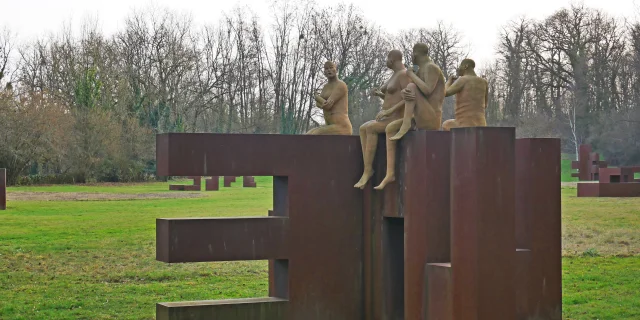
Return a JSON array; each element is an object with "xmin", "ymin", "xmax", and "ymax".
[
  {"xmin": 354, "ymin": 50, "xmax": 411, "ymax": 189},
  {"xmin": 442, "ymin": 59, "xmax": 488, "ymax": 130},
  {"xmin": 374, "ymin": 43, "xmax": 446, "ymax": 190},
  {"xmin": 306, "ymin": 61, "xmax": 353, "ymax": 135}
]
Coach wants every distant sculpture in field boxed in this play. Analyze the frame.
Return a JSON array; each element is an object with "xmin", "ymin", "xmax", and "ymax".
[
  {"xmin": 442, "ymin": 59, "xmax": 488, "ymax": 131},
  {"xmin": 306, "ymin": 61, "xmax": 353, "ymax": 135},
  {"xmin": 354, "ymin": 50, "xmax": 411, "ymax": 189},
  {"xmin": 375, "ymin": 43, "xmax": 446, "ymax": 190}
]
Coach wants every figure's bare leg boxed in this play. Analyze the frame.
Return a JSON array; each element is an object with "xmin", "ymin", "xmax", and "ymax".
[
  {"xmin": 375, "ymin": 119, "xmax": 402, "ymax": 190},
  {"xmin": 306, "ymin": 127, "xmax": 319, "ymax": 135},
  {"xmin": 442, "ymin": 119, "xmax": 458, "ymax": 131},
  {"xmin": 359, "ymin": 122, "xmax": 368, "ymax": 156},
  {"xmin": 355, "ymin": 121, "xmax": 388, "ymax": 189},
  {"xmin": 389, "ymin": 84, "xmax": 418, "ymax": 141}
]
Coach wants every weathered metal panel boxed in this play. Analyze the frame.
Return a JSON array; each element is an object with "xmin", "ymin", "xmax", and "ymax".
[
  {"xmin": 157, "ymin": 298, "xmax": 288, "ymax": 320},
  {"xmin": 0, "ymin": 168, "xmax": 5, "ymax": 210},
  {"xmin": 450, "ymin": 127, "xmax": 516, "ymax": 320}
]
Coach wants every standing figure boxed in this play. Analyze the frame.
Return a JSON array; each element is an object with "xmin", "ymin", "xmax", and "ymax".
[
  {"xmin": 442, "ymin": 59, "xmax": 488, "ymax": 130},
  {"xmin": 354, "ymin": 50, "xmax": 411, "ymax": 189},
  {"xmin": 306, "ymin": 61, "xmax": 353, "ymax": 135},
  {"xmin": 374, "ymin": 43, "xmax": 446, "ymax": 190}
]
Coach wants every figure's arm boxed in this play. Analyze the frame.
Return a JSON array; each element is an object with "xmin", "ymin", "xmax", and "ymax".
[
  {"xmin": 445, "ymin": 77, "xmax": 465, "ymax": 97},
  {"xmin": 324, "ymin": 82, "xmax": 347, "ymax": 110},
  {"xmin": 408, "ymin": 65, "xmax": 440, "ymax": 96},
  {"xmin": 314, "ymin": 93, "xmax": 326, "ymax": 108},
  {"xmin": 484, "ymin": 80, "xmax": 489, "ymax": 109},
  {"xmin": 376, "ymin": 100, "xmax": 404, "ymax": 121}
]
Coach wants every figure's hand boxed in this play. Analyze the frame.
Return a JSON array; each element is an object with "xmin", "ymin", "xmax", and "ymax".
[
  {"xmin": 323, "ymin": 98, "xmax": 335, "ymax": 109},
  {"xmin": 402, "ymin": 88, "xmax": 415, "ymax": 101},
  {"xmin": 376, "ymin": 109, "xmax": 391, "ymax": 121},
  {"xmin": 371, "ymin": 88, "xmax": 384, "ymax": 98}
]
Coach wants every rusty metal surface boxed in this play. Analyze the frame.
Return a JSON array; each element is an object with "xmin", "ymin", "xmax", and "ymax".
[
  {"xmin": 450, "ymin": 127, "xmax": 516, "ymax": 320},
  {"xmin": 156, "ymin": 133, "xmax": 364, "ymax": 320},
  {"xmin": 424, "ymin": 263, "xmax": 452, "ymax": 320},
  {"xmin": 169, "ymin": 176, "xmax": 201, "ymax": 191},
  {"xmin": 156, "ymin": 217, "xmax": 289, "ymax": 262},
  {"xmin": 364, "ymin": 131, "xmax": 451, "ymax": 320},
  {"xmin": 205, "ymin": 176, "xmax": 219, "ymax": 191},
  {"xmin": 0, "ymin": 168, "xmax": 5, "ymax": 210},
  {"xmin": 599, "ymin": 167, "xmax": 634, "ymax": 183},
  {"xmin": 157, "ymin": 298, "xmax": 288, "ymax": 320},
  {"xmin": 515, "ymin": 138, "xmax": 562, "ymax": 320},
  {"xmin": 243, "ymin": 176, "xmax": 257, "ymax": 188},
  {"xmin": 223, "ymin": 176, "xmax": 236, "ymax": 187},
  {"xmin": 578, "ymin": 182, "xmax": 640, "ymax": 197}
]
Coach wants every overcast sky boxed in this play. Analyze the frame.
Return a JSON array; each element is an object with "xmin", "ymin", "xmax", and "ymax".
[{"xmin": 2, "ymin": 0, "xmax": 639, "ymax": 67}]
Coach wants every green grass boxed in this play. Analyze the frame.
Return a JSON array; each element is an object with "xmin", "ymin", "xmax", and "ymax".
[
  {"xmin": 1, "ymin": 178, "xmax": 639, "ymax": 319},
  {"xmin": 562, "ymin": 158, "xmax": 579, "ymax": 182}
]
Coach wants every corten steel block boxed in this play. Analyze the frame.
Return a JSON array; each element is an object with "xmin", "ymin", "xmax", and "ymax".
[
  {"xmin": 515, "ymin": 138, "xmax": 562, "ymax": 320},
  {"xmin": 157, "ymin": 298, "xmax": 288, "ymax": 320},
  {"xmin": 424, "ymin": 263, "xmax": 452, "ymax": 320},
  {"xmin": 364, "ymin": 131, "xmax": 451, "ymax": 320},
  {"xmin": 223, "ymin": 176, "xmax": 236, "ymax": 187},
  {"xmin": 578, "ymin": 144, "xmax": 591, "ymax": 181},
  {"xmin": 156, "ymin": 133, "xmax": 363, "ymax": 320},
  {"xmin": 450, "ymin": 127, "xmax": 516, "ymax": 320},
  {"xmin": 599, "ymin": 167, "xmax": 634, "ymax": 183},
  {"xmin": 578, "ymin": 182, "xmax": 640, "ymax": 197},
  {"xmin": 205, "ymin": 176, "xmax": 220, "ymax": 191},
  {"xmin": 514, "ymin": 249, "xmax": 532, "ymax": 320},
  {"xmin": 156, "ymin": 217, "xmax": 289, "ymax": 263},
  {"xmin": 169, "ymin": 176, "xmax": 202, "ymax": 191},
  {"xmin": 243, "ymin": 176, "xmax": 257, "ymax": 188},
  {"xmin": 0, "ymin": 168, "xmax": 6, "ymax": 210}
]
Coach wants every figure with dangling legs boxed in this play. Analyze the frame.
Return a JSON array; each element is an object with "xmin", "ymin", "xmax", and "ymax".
[
  {"xmin": 354, "ymin": 50, "xmax": 411, "ymax": 189},
  {"xmin": 374, "ymin": 43, "xmax": 446, "ymax": 190}
]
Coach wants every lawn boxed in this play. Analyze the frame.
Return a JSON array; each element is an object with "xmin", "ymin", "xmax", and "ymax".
[{"xmin": 1, "ymin": 177, "xmax": 639, "ymax": 319}]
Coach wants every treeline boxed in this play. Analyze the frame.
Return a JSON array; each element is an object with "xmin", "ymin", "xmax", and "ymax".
[{"xmin": 0, "ymin": 2, "xmax": 639, "ymax": 184}]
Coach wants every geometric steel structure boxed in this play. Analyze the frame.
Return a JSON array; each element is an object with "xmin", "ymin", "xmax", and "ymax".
[
  {"xmin": 243, "ymin": 176, "xmax": 257, "ymax": 188},
  {"xmin": 577, "ymin": 164, "xmax": 640, "ymax": 197},
  {"xmin": 155, "ymin": 128, "xmax": 562, "ymax": 320},
  {"xmin": 223, "ymin": 176, "xmax": 237, "ymax": 187},
  {"xmin": 1, "ymin": 168, "xmax": 5, "ymax": 210},
  {"xmin": 169, "ymin": 176, "xmax": 202, "ymax": 191},
  {"xmin": 205, "ymin": 176, "xmax": 220, "ymax": 191},
  {"xmin": 571, "ymin": 144, "xmax": 608, "ymax": 181}
]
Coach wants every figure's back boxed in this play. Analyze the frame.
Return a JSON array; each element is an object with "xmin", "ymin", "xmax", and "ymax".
[
  {"xmin": 455, "ymin": 75, "xmax": 487, "ymax": 126},
  {"xmin": 423, "ymin": 62, "xmax": 446, "ymax": 111}
]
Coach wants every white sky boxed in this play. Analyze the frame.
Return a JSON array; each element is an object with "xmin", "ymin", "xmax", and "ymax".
[{"xmin": 2, "ymin": 0, "xmax": 639, "ymax": 68}]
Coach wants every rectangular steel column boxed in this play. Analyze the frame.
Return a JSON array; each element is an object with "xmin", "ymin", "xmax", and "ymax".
[{"xmin": 451, "ymin": 127, "xmax": 516, "ymax": 320}]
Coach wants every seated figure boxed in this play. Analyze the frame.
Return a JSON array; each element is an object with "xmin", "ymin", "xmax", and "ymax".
[
  {"xmin": 354, "ymin": 50, "xmax": 411, "ymax": 189},
  {"xmin": 374, "ymin": 43, "xmax": 446, "ymax": 190},
  {"xmin": 442, "ymin": 58, "xmax": 488, "ymax": 130},
  {"xmin": 306, "ymin": 61, "xmax": 353, "ymax": 135}
]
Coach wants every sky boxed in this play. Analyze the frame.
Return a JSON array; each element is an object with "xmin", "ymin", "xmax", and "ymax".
[{"xmin": 2, "ymin": 0, "xmax": 639, "ymax": 68}]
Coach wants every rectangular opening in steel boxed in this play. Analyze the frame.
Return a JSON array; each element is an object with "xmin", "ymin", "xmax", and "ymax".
[{"xmin": 384, "ymin": 217, "xmax": 404, "ymax": 318}]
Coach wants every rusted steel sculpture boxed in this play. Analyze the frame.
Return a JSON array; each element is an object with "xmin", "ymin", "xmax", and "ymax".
[
  {"xmin": 242, "ymin": 176, "xmax": 257, "ymax": 188},
  {"xmin": 1, "ymin": 168, "xmax": 6, "ymax": 210},
  {"xmin": 571, "ymin": 145, "xmax": 608, "ymax": 181},
  {"xmin": 169, "ymin": 176, "xmax": 201, "ymax": 191},
  {"xmin": 155, "ymin": 128, "xmax": 561, "ymax": 320},
  {"xmin": 223, "ymin": 176, "xmax": 236, "ymax": 187},
  {"xmin": 205, "ymin": 176, "xmax": 220, "ymax": 191}
]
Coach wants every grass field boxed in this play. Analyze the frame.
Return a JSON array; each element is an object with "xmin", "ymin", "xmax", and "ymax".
[{"xmin": 1, "ymin": 176, "xmax": 639, "ymax": 319}]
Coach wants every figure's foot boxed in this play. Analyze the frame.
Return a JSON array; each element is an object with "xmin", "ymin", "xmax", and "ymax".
[
  {"xmin": 354, "ymin": 170, "xmax": 374, "ymax": 189},
  {"xmin": 389, "ymin": 124, "xmax": 411, "ymax": 141},
  {"xmin": 374, "ymin": 175, "xmax": 395, "ymax": 190}
]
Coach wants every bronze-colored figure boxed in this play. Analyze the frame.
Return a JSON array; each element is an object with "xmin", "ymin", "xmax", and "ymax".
[
  {"xmin": 354, "ymin": 50, "xmax": 411, "ymax": 189},
  {"xmin": 307, "ymin": 61, "xmax": 353, "ymax": 135},
  {"xmin": 442, "ymin": 59, "xmax": 488, "ymax": 131},
  {"xmin": 374, "ymin": 43, "xmax": 445, "ymax": 190}
]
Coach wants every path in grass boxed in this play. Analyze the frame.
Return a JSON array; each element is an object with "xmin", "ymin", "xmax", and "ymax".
[{"xmin": 1, "ymin": 178, "xmax": 639, "ymax": 319}]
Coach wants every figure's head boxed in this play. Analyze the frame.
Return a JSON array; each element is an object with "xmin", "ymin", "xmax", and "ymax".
[
  {"xmin": 457, "ymin": 58, "xmax": 476, "ymax": 76},
  {"xmin": 412, "ymin": 43, "xmax": 430, "ymax": 64},
  {"xmin": 324, "ymin": 61, "xmax": 337, "ymax": 79},
  {"xmin": 386, "ymin": 49, "xmax": 403, "ymax": 68}
]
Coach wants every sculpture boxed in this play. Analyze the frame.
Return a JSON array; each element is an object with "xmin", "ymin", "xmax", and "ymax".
[
  {"xmin": 354, "ymin": 50, "xmax": 411, "ymax": 189},
  {"xmin": 374, "ymin": 43, "xmax": 446, "ymax": 190},
  {"xmin": 442, "ymin": 59, "xmax": 488, "ymax": 131},
  {"xmin": 306, "ymin": 61, "xmax": 353, "ymax": 135}
]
